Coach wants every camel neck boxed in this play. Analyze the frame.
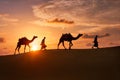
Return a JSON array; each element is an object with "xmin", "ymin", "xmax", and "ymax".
[
  {"xmin": 72, "ymin": 35, "xmax": 80, "ymax": 40},
  {"xmin": 30, "ymin": 37, "xmax": 35, "ymax": 43}
]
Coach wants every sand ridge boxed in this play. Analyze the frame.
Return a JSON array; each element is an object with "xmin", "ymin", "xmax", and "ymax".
[{"xmin": 0, "ymin": 46, "xmax": 120, "ymax": 80}]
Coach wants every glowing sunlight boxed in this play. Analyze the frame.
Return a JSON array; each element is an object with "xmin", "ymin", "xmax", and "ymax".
[{"xmin": 31, "ymin": 45, "xmax": 39, "ymax": 51}]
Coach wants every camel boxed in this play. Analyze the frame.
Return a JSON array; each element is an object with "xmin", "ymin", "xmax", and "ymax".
[
  {"xmin": 57, "ymin": 33, "xmax": 83, "ymax": 49},
  {"xmin": 14, "ymin": 36, "xmax": 38, "ymax": 54}
]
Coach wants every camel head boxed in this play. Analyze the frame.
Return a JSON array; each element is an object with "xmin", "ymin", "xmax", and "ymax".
[
  {"xmin": 78, "ymin": 33, "xmax": 83, "ymax": 37},
  {"xmin": 71, "ymin": 33, "xmax": 83, "ymax": 40},
  {"xmin": 30, "ymin": 36, "xmax": 38, "ymax": 43},
  {"xmin": 33, "ymin": 36, "xmax": 38, "ymax": 39}
]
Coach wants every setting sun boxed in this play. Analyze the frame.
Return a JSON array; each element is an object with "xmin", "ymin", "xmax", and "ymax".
[{"xmin": 31, "ymin": 45, "xmax": 39, "ymax": 51}]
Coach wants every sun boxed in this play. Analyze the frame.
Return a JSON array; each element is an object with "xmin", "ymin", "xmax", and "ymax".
[{"xmin": 31, "ymin": 45, "xmax": 39, "ymax": 51}]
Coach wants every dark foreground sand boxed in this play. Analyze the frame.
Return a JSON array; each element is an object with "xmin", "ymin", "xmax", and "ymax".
[{"xmin": 0, "ymin": 47, "xmax": 120, "ymax": 80}]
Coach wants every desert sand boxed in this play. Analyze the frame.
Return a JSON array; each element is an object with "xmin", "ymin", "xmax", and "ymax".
[{"xmin": 0, "ymin": 46, "xmax": 120, "ymax": 80}]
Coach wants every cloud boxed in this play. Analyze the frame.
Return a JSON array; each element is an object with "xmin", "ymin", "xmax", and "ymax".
[
  {"xmin": 32, "ymin": 0, "xmax": 120, "ymax": 25},
  {"xmin": 86, "ymin": 43, "xmax": 92, "ymax": 47},
  {"xmin": 0, "ymin": 47, "xmax": 10, "ymax": 55},
  {"xmin": 83, "ymin": 33, "xmax": 110, "ymax": 39},
  {"xmin": 109, "ymin": 42, "xmax": 120, "ymax": 46},
  {"xmin": 32, "ymin": 0, "xmax": 90, "ymax": 20},
  {"xmin": 0, "ymin": 13, "xmax": 19, "ymax": 27},
  {"xmin": 0, "ymin": 24, "xmax": 7, "ymax": 27},
  {"xmin": 47, "ymin": 18, "xmax": 74, "ymax": 24},
  {"xmin": 0, "ymin": 37, "xmax": 5, "ymax": 43},
  {"xmin": 0, "ymin": 14, "xmax": 8, "ymax": 17},
  {"xmin": 83, "ymin": 0, "xmax": 120, "ymax": 24},
  {"xmin": 99, "ymin": 33, "xmax": 110, "ymax": 38},
  {"xmin": 31, "ymin": 0, "xmax": 91, "ymax": 27},
  {"xmin": 109, "ymin": 42, "xmax": 117, "ymax": 45},
  {"xmin": 0, "ymin": 13, "xmax": 19, "ymax": 22}
]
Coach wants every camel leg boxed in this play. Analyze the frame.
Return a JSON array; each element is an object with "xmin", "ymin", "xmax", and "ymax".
[
  {"xmin": 28, "ymin": 44, "xmax": 31, "ymax": 52},
  {"xmin": 69, "ymin": 41, "xmax": 73, "ymax": 50},
  {"xmin": 14, "ymin": 43, "xmax": 20, "ymax": 55},
  {"xmin": 14, "ymin": 42, "xmax": 19, "ymax": 55},
  {"xmin": 18, "ymin": 45, "xmax": 21, "ymax": 54},
  {"xmin": 14, "ymin": 46, "xmax": 18, "ymax": 55},
  {"xmin": 24, "ymin": 45, "xmax": 26, "ymax": 53},
  {"xmin": 62, "ymin": 41, "xmax": 66, "ymax": 49},
  {"xmin": 57, "ymin": 41, "xmax": 61, "ymax": 49}
]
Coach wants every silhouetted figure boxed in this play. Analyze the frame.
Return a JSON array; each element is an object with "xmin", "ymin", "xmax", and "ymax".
[
  {"xmin": 92, "ymin": 35, "xmax": 99, "ymax": 49},
  {"xmin": 14, "ymin": 36, "xmax": 38, "ymax": 55},
  {"xmin": 40, "ymin": 37, "xmax": 47, "ymax": 50},
  {"xmin": 57, "ymin": 33, "xmax": 83, "ymax": 50}
]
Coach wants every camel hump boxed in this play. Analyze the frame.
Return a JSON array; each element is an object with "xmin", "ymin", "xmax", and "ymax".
[
  {"xmin": 62, "ymin": 33, "xmax": 68, "ymax": 38},
  {"xmin": 19, "ymin": 37, "xmax": 28, "ymax": 42},
  {"xmin": 62, "ymin": 33, "xmax": 71, "ymax": 36},
  {"xmin": 61, "ymin": 33, "xmax": 72, "ymax": 40}
]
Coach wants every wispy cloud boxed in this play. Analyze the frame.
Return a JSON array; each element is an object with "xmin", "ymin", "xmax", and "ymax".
[
  {"xmin": 83, "ymin": 33, "xmax": 110, "ymax": 39},
  {"xmin": 32, "ymin": 0, "xmax": 89, "ymax": 20},
  {"xmin": 32, "ymin": 0, "xmax": 120, "ymax": 24},
  {"xmin": 0, "ymin": 13, "xmax": 19, "ymax": 22},
  {"xmin": 86, "ymin": 43, "xmax": 92, "ymax": 47},
  {"xmin": 0, "ymin": 13, "xmax": 19, "ymax": 28},
  {"xmin": 47, "ymin": 18, "xmax": 74, "ymax": 24}
]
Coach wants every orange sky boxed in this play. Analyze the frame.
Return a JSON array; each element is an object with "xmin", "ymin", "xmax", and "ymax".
[{"xmin": 0, "ymin": 0, "xmax": 120, "ymax": 55}]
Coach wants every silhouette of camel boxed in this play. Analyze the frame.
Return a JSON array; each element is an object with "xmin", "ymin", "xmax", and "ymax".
[
  {"xmin": 14, "ymin": 36, "xmax": 38, "ymax": 54},
  {"xmin": 57, "ymin": 33, "xmax": 83, "ymax": 49}
]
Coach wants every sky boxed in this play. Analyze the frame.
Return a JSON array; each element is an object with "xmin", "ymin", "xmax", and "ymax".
[{"xmin": 0, "ymin": 0, "xmax": 120, "ymax": 55}]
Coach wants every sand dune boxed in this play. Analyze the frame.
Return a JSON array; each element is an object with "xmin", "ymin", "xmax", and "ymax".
[{"xmin": 0, "ymin": 46, "xmax": 120, "ymax": 80}]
